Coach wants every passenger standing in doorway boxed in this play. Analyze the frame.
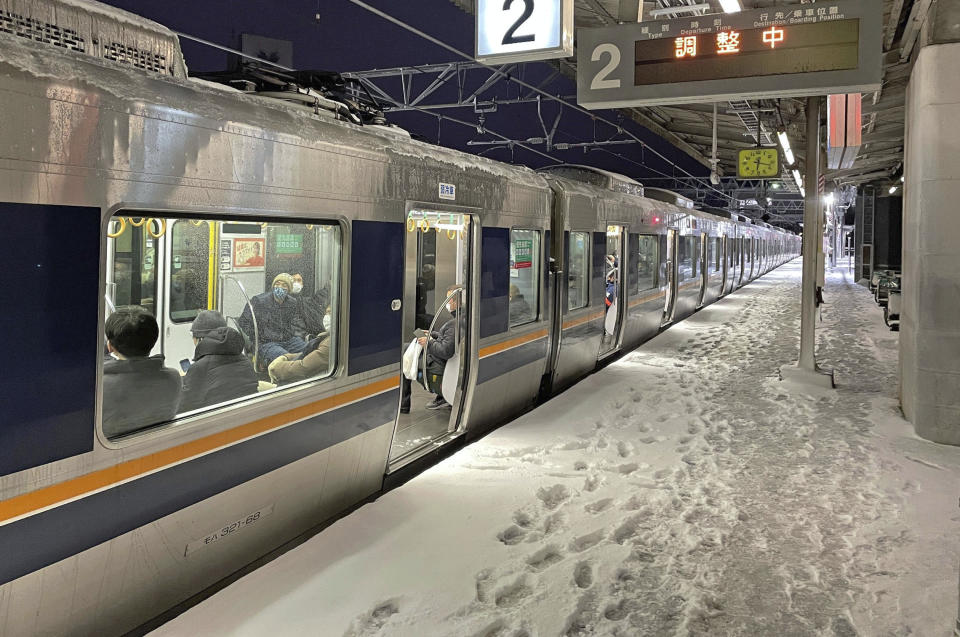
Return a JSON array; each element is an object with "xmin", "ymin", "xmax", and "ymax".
[
  {"xmin": 400, "ymin": 284, "xmax": 464, "ymax": 413},
  {"xmin": 238, "ymin": 273, "xmax": 308, "ymax": 365}
]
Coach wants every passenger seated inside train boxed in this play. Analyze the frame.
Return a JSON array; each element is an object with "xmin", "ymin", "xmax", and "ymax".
[
  {"xmin": 268, "ymin": 334, "xmax": 330, "ymax": 384},
  {"xmin": 102, "ymin": 306, "xmax": 182, "ymax": 439},
  {"xmin": 291, "ymin": 272, "xmax": 331, "ymax": 336},
  {"xmin": 180, "ymin": 310, "xmax": 259, "ymax": 412},
  {"xmin": 401, "ymin": 285, "xmax": 464, "ymax": 412},
  {"xmin": 508, "ymin": 284, "xmax": 532, "ymax": 324},
  {"xmin": 238, "ymin": 273, "xmax": 309, "ymax": 365}
]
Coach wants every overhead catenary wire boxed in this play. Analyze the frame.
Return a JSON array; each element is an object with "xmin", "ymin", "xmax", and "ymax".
[{"xmin": 347, "ymin": 0, "xmax": 735, "ymax": 205}]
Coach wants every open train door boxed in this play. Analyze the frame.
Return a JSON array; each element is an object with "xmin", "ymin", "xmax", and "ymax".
[
  {"xmin": 388, "ymin": 206, "xmax": 476, "ymax": 471},
  {"xmin": 661, "ymin": 228, "xmax": 678, "ymax": 326},
  {"xmin": 599, "ymin": 224, "xmax": 626, "ymax": 358}
]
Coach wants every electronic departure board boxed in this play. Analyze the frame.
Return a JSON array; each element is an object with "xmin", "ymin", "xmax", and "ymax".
[{"xmin": 577, "ymin": 0, "xmax": 881, "ymax": 109}]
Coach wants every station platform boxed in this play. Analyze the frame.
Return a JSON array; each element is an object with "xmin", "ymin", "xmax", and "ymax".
[{"xmin": 150, "ymin": 262, "xmax": 960, "ymax": 637}]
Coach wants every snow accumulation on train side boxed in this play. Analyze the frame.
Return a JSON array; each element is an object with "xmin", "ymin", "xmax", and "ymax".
[{"xmin": 152, "ymin": 262, "xmax": 960, "ymax": 637}]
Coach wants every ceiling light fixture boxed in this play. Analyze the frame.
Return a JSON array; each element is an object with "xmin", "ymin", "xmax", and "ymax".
[
  {"xmin": 889, "ymin": 185, "xmax": 898, "ymax": 194},
  {"xmin": 777, "ymin": 130, "xmax": 795, "ymax": 166},
  {"xmin": 719, "ymin": 0, "xmax": 741, "ymax": 13}
]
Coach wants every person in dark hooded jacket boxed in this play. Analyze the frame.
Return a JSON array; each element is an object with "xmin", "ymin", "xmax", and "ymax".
[{"xmin": 180, "ymin": 311, "xmax": 259, "ymax": 412}]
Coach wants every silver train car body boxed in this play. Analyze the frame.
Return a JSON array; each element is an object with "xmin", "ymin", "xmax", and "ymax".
[{"xmin": 0, "ymin": 2, "xmax": 799, "ymax": 635}]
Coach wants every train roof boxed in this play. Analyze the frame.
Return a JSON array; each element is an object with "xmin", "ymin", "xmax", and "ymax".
[
  {"xmin": 642, "ymin": 188, "xmax": 694, "ymax": 210},
  {"xmin": 537, "ymin": 165, "xmax": 644, "ymax": 197},
  {"xmin": 0, "ymin": 22, "xmax": 551, "ymax": 194}
]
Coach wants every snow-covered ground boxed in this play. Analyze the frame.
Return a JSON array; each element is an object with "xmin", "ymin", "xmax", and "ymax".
[{"xmin": 152, "ymin": 261, "xmax": 960, "ymax": 637}]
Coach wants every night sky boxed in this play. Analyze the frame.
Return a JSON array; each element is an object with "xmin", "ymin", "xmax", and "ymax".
[{"xmin": 100, "ymin": 0, "xmax": 711, "ymax": 187}]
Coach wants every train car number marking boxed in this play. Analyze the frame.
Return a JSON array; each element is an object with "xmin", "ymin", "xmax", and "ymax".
[{"xmin": 185, "ymin": 503, "xmax": 275, "ymax": 556}]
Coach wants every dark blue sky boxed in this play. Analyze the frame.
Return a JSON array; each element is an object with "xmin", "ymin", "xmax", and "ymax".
[{"xmin": 101, "ymin": 0, "xmax": 710, "ymax": 185}]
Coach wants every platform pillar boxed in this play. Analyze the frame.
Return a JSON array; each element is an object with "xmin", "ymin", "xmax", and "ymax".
[
  {"xmin": 901, "ymin": 39, "xmax": 960, "ymax": 445},
  {"xmin": 781, "ymin": 97, "xmax": 834, "ymax": 389}
]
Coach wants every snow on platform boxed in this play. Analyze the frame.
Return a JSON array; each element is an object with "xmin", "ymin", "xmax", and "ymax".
[{"xmin": 151, "ymin": 261, "xmax": 960, "ymax": 637}]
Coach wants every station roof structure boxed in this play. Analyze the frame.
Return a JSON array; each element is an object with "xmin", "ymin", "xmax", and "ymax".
[{"xmin": 100, "ymin": 0, "xmax": 913, "ymax": 224}]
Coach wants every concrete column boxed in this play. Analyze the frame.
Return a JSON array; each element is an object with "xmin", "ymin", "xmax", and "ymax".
[{"xmin": 901, "ymin": 40, "xmax": 960, "ymax": 444}]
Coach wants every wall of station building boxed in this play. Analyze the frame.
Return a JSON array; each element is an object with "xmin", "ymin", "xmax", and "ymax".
[{"xmin": 900, "ymin": 40, "xmax": 960, "ymax": 445}]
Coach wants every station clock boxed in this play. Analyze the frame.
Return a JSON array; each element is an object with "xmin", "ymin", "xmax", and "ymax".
[{"xmin": 737, "ymin": 147, "xmax": 780, "ymax": 178}]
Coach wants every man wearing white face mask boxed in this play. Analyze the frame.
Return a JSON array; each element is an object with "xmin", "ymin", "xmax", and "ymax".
[{"xmin": 291, "ymin": 272, "xmax": 330, "ymax": 336}]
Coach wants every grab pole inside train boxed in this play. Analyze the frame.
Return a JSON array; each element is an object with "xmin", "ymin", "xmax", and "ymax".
[{"xmin": 781, "ymin": 96, "xmax": 834, "ymax": 389}]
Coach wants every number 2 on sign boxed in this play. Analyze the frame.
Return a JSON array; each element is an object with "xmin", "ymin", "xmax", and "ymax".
[
  {"xmin": 590, "ymin": 43, "xmax": 621, "ymax": 90},
  {"xmin": 502, "ymin": 0, "xmax": 535, "ymax": 45}
]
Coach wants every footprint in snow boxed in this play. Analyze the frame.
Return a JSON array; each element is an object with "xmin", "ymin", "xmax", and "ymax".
[
  {"xmin": 537, "ymin": 484, "xmax": 571, "ymax": 510},
  {"xmin": 569, "ymin": 528, "xmax": 606, "ymax": 553},
  {"xmin": 526, "ymin": 544, "xmax": 564, "ymax": 571},
  {"xmin": 584, "ymin": 498, "xmax": 614, "ymax": 514},
  {"xmin": 343, "ymin": 599, "xmax": 401, "ymax": 637},
  {"xmin": 497, "ymin": 525, "xmax": 527, "ymax": 545},
  {"xmin": 573, "ymin": 561, "xmax": 593, "ymax": 589}
]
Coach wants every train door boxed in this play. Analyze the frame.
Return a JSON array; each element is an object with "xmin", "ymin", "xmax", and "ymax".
[
  {"xmin": 163, "ymin": 220, "xmax": 215, "ymax": 369},
  {"xmin": 105, "ymin": 216, "xmax": 161, "ymax": 340},
  {"xmin": 720, "ymin": 234, "xmax": 729, "ymax": 295},
  {"xmin": 662, "ymin": 229, "xmax": 678, "ymax": 326},
  {"xmin": 599, "ymin": 224, "xmax": 626, "ymax": 358},
  {"xmin": 697, "ymin": 231, "xmax": 708, "ymax": 307},
  {"xmin": 388, "ymin": 208, "xmax": 473, "ymax": 468}
]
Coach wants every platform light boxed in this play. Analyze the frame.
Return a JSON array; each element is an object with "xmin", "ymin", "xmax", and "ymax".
[
  {"xmin": 777, "ymin": 131, "xmax": 795, "ymax": 166},
  {"xmin": 900, "ymin": 175, "xmax": 905, "ymax": 183},
  {"xmin": 889, "ymin": 185, "xmax": 898, "ymax": 194},
  {"xmin": 719, "ymin": 0, "xmax": 741, "ymax": 13},
  {"xmin": 792, "ymin": 168, "xmax": 803, "ymax": 193},
  {"xmin": 771, "ymin": 182, "xmax": 781, "ymax": 189}
]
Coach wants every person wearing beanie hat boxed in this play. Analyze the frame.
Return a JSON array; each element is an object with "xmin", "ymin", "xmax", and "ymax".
[
  {"xmin": 237, "ymin": 271, "xmax": 309, "ymax": 365},
  {"xmin": 190, "ymin": 310, "xmax": 228, "ymax": 341}
]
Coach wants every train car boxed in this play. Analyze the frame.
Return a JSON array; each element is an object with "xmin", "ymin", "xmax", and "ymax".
[{"xmin": 0, "ymin": 2, "xmax": 798, "ymax": 635}]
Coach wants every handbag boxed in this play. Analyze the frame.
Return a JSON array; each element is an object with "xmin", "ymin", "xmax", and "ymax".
[{"xmin": 401, "ymin": 338, "xmax": 422, "ymax": 381}]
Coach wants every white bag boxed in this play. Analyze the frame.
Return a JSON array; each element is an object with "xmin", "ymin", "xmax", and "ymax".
[
  {"xmin": 604, "ymin": 299, "xmax": 618, "ymax": 336},
  {"xmin": 441, "ymin": 353, "xmax": 460, "ymax": 405},
  {"xmin": 401, "ymin": 338, "xmax": 422, "ymax": 381}
]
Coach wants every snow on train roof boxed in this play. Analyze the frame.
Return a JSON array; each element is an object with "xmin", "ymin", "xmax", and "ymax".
[
  {"xmin": 0, "ymin": 31, "xmax": 548, "ymax": 190},
  {"xmin": 51, "ymin": 0, "xmax": 179, "ymax": 37}
]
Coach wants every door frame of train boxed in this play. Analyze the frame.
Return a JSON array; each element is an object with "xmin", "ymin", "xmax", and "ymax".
[
  {"xmin": 696, "ymin": 231, "xmax": 708, "ymax": 308},
  {"xmin": 599, "ymin": 223, "xmax": 627, "ymax": 359},
  {"xmin": 661, "ymin": 228, "xmax": 678, "ymax": 326},
  {"xmin": 720, "ymin": 234, "xmax": 730, "ymax": 296},
  {"xmin": 387, "ymin": 202, "xmax": 480, "ymax": 471}
]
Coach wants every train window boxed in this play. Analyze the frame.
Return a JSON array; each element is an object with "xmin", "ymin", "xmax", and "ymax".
[
  {"xmin": 509, "ymin": 229, "xmax": 540, "ymax": 326},
  {"xmin": 567, "ymin": 232, "xmax": 589, "ymax": 310},
  {"xmin": 637, "ymin": 234, "xmax": 658, "ymax": 292},
  {"xmin": 678, "ymin": 236, "xmax": 699, "ymax": 282},
  {"xmin": 169, "ymin": 221, "xmax": 211, "ymax": 323},
  {"xmin": 708, "ymin": 237, "xmax": 720, "ymax": 273},
  {"xmin": 101, "ymin": 214, "xmax": 341, "ymax": 442}
]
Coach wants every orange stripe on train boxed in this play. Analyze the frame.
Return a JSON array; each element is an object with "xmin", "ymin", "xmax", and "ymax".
[{"xmin": 0, "ymin": 376, "xmax": 400, "ymax": 525}]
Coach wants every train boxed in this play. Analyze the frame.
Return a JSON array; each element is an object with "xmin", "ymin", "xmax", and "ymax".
[{"xmin": 0, "ymin": 1, "xmax": 800, "ymax": 635}]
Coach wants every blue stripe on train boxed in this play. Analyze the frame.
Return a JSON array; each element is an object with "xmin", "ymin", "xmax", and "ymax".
[
  {"xmin": 0, "ymin": 202, "xmax": 100, "ymax": 477},
  {"xmin": 477, "ymin": 337, "xmax": 548, "ymax": 384},
  {"xmin": 0, "ymin": 389, "xmax": 397, "ymax": 586}
]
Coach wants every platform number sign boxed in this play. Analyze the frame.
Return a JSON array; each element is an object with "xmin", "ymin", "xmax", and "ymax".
[
  {"xmin": 577, "ymin": 0, "xmax": 881, "ymax": 109},
  {"xmin": 476, "ymin": 0, "xmax": 573, "ymax": 64}
]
